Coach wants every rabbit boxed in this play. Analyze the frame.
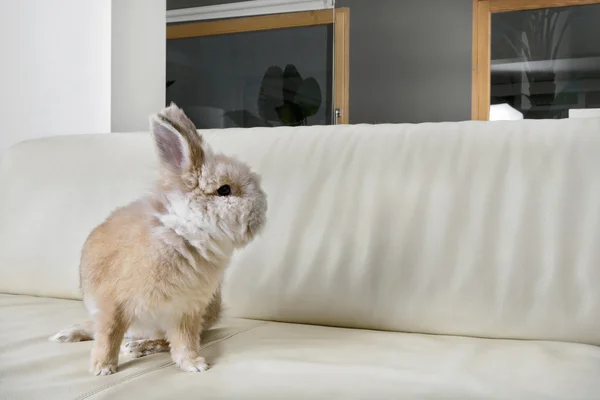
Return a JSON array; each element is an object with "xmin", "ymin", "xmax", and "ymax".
[{"xmin": 49, "ymin": 103, "xmax": 267, "ymax": 376}]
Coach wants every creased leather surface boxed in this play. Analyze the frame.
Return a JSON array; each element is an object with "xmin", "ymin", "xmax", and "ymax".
[
  {"xmin": 0, "ymin": 294, "xmax": 263, "ymax": 400},
  {"xmin": 1, "ymin": 119, "xmax": 600, "ymax": 344},
  {"xmin": 1, "ymin": 295, "xmax": 599, "ymax": 400}
]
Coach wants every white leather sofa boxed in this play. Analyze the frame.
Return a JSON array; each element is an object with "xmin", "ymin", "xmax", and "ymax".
[{"xmin": 1, "ymin": 119, "xmax": 600, "ymax": 399}]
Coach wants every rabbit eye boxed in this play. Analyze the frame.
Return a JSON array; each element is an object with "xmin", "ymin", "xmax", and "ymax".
[{"xmin": 216, "ymin": 185, "xmax": 231, "ymax": 197}]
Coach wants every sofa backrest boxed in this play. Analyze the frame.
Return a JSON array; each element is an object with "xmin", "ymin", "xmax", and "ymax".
[{"xmin": 2, "ymin": 119, "xmax": 600, "ymax": 345}]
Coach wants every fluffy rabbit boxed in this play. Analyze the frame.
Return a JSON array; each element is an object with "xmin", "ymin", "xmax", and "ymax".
[{"xmin": 50, "ymin": 103, "xmax": 267, "ymax": 376}]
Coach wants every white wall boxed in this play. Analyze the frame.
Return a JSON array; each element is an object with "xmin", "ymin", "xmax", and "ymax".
[
  {"xmin": 0, "ymin": 0, "xmax": 112, "ymax": 157},
  {"xmin": 112, "ymin": 0, "xmax": 166, "ymax": 132},
  {"xmin": 0, "ymin": 0, "xmax": 166, "ymax": 158}
]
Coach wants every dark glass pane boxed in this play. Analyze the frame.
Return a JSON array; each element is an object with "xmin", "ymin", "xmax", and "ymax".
[
  {"xmin": 166, "ymin": 24, "xmax": 334, "ymax": 128},
  {"xmin": 491, "ymin": 4, "xmax": 600, "ymax": 120}
]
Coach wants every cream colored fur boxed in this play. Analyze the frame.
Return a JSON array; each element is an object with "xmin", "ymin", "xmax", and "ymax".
[{"xmin": 50, "ymin": 104, "xmax": 267, "ymax": 376}]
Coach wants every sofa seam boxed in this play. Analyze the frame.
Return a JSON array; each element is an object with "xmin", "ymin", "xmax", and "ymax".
[{"xmin": 73, "ymin": 321, "xmax": 270, "ymax": 400}]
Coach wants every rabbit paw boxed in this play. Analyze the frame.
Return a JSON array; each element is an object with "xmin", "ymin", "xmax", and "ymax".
[
  {"xmin": 121, "ymin": 339, "xmax": 169, "ymax": 358},
  {"xmin": 90, "ymin": 361, "xmax": 118, "ymax": 376},
  {"xmin": 49, "ymin": 326, "xmax": 93, "ymax": 342},
  {"xmin": 177, "ymin": 356, "xmax": 209, "ymax": 372}
]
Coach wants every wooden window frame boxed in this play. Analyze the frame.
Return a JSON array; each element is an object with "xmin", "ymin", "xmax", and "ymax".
[
  {"xmin": 472, "ymin": 0, "xmax": 600, "ymax": 120},
  {"xmin": 167, "ymin": 8, "xmax": 350, "ymax": 124}
]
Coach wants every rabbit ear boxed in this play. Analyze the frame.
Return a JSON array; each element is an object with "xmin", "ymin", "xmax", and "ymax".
[
  {"xmin": 149, "ymin": 104, "xmax": 204, "ymax": 174},
  {"xmin": 150, "ymin": 115, "xmax": 191, "ymax": 174}
]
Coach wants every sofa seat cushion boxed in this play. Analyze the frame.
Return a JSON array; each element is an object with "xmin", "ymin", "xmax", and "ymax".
[
  {"xmin": 68, "ymin": 327, "xmax": 600, "ymax": 400},
  {"xmin": 0, "ymin": 294, "xmax": 263, "ymax": 400},
  {"xmin": 2, "ymin": 294, "xmax": 600, "ymax": 400}
]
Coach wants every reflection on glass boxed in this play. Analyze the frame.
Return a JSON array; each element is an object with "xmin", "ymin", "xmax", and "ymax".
[
  {"xmin": 491, "ymin": 4, "xmax": 600, "ymax": 119},
  {"xmin": 166, "ymin": 24, "xmax": 334, "ymax": 129}
]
